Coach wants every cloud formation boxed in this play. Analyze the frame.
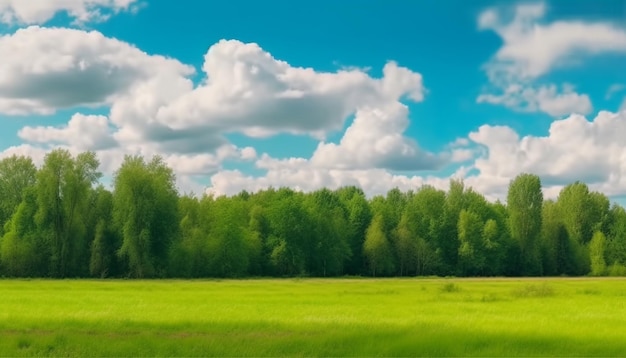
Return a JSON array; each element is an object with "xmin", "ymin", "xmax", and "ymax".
[
  {"xmin": 0, "ymin": 26, "xmax": 193, "ymax": 115},
  {"xmin": 0, "ymin": 0, "xmax": 140, "ymax": 25},
  {"xmin": 478, "ymin": 2, "xmax": 626, "ymax": 116},
  {"xmin": 1, "ymin": 28, "xmax": 447, "ymax": 196},
  {"xmin": 466, "ymin": 110, "xmax": 626, "ymax": 198}
]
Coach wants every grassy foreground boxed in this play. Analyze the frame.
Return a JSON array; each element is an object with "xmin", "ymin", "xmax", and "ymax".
[{"xmin": 1, "ymin": 277, "xmax": 626, "ymax": 357}]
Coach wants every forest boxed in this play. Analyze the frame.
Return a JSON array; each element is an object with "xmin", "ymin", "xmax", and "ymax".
[{"xmin": 1, "ymin": 149, "xmax": 626, "ymax": 279}]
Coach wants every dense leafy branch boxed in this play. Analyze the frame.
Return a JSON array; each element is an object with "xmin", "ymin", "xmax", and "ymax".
[{"xmin": 1, "ymin": 151, "xmax": 626, "ymax": 278}]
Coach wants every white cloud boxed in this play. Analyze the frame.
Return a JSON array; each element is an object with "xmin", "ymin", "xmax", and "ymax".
[
  {"xmin": 0, "ymin": 0, "xmax": 140, "ymax": 25},
  {"xmin": 18, "ymin": 113, "xmax": 116, "ymax": 150},
  {"xmin": 154, "ymin": 40, "xmax": 425, "ymax": 140},
  {"xmin": 477, "ymin": 2, "xmax": 626, "ymax": 116},
  {"xmin": 479, "ymin": 2, "xmax": 626, "ymax": 80},
  {"xmin": 477, "ymin": 83, "xmax": 592, "ymax": 117},
  {"xmin": 0, "ymin": 31, "xmax": 445, "ymax": 197},
  {"xmin": 0, "ymin": 144, "xmax": 48, "ymax": 166},
  {"xmin": 310, "ymin": 102, "xmax": 444, "ymax": 171},
  {"xmin": 0, "ymin": 26, "xmax": 193, "ymax": 115},
  {"xmin": 468, "ymin": 110, "xmax": 626, "ymax": 198},
  {"xmin": 605, "ymin": 84, "xmax": 626, "ymax": 100},
  {"xmin": 205, "ymin": 110, "xmax": 626, "ymax": 203},
  {"xmin": 207, "ymin": 166, "xmax": 452, "ymax": 199}
]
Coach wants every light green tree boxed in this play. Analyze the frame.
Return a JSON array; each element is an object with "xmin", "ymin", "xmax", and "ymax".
[
  {"xmin": 36, "ymin": 150, "xmax": 101, "ymax": 277},
  {"xmin": 589, "ymin": 231, "xmax": 607, "ymax": 276},
  {"xmin": 114, "ymin": 155, "xmax": 178, "ymax": 278},
  {"xmin": 507, "ymin": 173, "xmax": 543, "ymax": 275}
]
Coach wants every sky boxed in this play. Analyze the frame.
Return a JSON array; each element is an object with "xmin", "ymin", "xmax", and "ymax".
[{"xmin": 1, "ymin": 0, "xmax": 626, "ymax": 204}]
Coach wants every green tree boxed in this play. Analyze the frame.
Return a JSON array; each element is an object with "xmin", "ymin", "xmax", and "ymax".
[
  {"xmin": 206, "ymin": 197, "xmax": 251, "ymax": 277},
  {"xmin": 363, "ymin": 214, "xmax": 394, "ymax": 276},
  {"xmin": 114, "ymin": 155, "xmax": 179, "ymax": 278},
  {"xmin": 88, "ymin": 186, "xmax": 119, "ymax": 278},
  {"xmin": 507, "ymin": 173, "xmax": 543, "ymax": 275},
  {"xmin": 0, "ymin": 188, "xmax": 46, "ymax": 276},
  {"xmin": 0, "ymin": 155, "xmax": 37, "ymax": 236},
  {"xmin": 337, "ymin": 186, "xmax": 372, "ymax": 275},
  {"xmin": 606, "ymin": 204, "xmax": 626, "ymax": 266},
  {"xmin": 266, "ymin": 189, "xmax": 310, "ymax": 276},
  {"xmin": 304, "ymin": 189, "xmax": 350, "ymax": 276},
  {"xmin": 439, "ymin": 179, "xmax": 465, "ymax": 274},
  {"xmin": 393, "ymin": 213, "xmax": 418, "ymax": 276},
  {"xmin": 36, "ymin": 150, "xmax": 101, "ymax": 277},
  {"xmin": 589, "ymin": 231, "xmax": 607, "ymax": 276},
  {"xmin": 457, "ymin": 209, "xmax": 485, "ymax": 275}
]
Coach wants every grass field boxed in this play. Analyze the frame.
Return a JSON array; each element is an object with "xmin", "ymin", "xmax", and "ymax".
[{"xmin": 1, "ymin": 277, "xmax": 626, "ymax": 357}]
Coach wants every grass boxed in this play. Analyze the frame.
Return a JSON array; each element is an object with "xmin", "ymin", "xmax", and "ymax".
[{"xmin": 1, "ymin": 277, "xmax": 626, "ymax": 356}]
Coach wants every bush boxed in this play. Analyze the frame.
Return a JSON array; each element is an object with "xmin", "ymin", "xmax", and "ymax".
[{"xmin": 608, "ymin": 263, "xmax": 626, "ymax": 277}]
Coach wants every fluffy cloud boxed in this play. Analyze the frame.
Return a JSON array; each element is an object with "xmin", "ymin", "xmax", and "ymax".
[
  {"xmin": 478, "ymin": 83, "xmax": 592, "ymax": 117},
  {"xmin": 207, "ymin": 166, "xmax": 454, "ymax": 199},
  {"xmin": 478, "ymin": 2, "xmax": 626, "ymax": 116},
  {"xmin": 0, "ymin": 26, "xmax": 193, "ymax": 115},
  {"xmin": 206, "ymin": 110, "xmax": 626, "ymax": 203},
  {"xmin": 1, "ymin": 29, "xmax": 445, "ymax": 196},
  {"xmin": 154, "ymin": 40, "xmax": 424, "ymax": 140},
  {"xmin": 3, "ymin": 29, "xmax": 439, "ymax": 166},
  {"xmin": 468, "ymin": 110, "xmax": 626, "ymax": 198},
  {"xmin": 310, "ymin": 102, "xmax": 444, "ymax": 170},
  {"xmin": 0, "ymin": 0, "xmax": 140, "ymax": 25},
  {"xmin": 18, "ymin": 113, "xmax": 116, "ymax": 150}
]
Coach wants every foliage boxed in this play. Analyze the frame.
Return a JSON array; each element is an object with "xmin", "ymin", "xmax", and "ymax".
[{"xmin": 1, "ymin": 151, "xmax": 626, "ymax": 278}]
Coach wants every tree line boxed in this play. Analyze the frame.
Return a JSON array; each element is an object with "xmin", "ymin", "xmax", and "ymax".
[{"xmin": 1, "ymin": 149, "xmax": 626, "ymax": 278}]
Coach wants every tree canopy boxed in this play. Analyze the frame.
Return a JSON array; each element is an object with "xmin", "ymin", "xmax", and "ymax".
[{"xmin": 1, "ymin": 152, "xmax": 626, "ymax": 278}]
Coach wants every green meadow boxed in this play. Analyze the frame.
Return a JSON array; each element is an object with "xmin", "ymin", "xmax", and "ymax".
[{"xmin": 1, "ymin": 278, "xmax": 626, "ymax": 357}]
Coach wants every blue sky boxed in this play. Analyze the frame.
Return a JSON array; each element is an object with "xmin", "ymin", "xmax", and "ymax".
[{"xmin": 1, "ymin": 0, "xmax": 626, "ymax": 203}]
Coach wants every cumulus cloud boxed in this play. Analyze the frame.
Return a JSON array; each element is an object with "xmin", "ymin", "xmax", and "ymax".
[
  {"xmin": 310, "ymin": 102, "xmax": 444, "ymax": 171},
  {"xmin": 154, "ymin": 40, "xmax": 425, "ymax": 140},
  {"xmin": 467, "ymin": 110, "xmax": 626, "ymax": 198},
  {"xmin": 206, "ymin": 166, "xmax": 454, "ymax": 199},
  {"xmin": 206, "ymin": 110, "xmax": 626, "ymax": 203},
  {"xmin": 477, "ymin": 2, "xmax": 626, "ymax": 116},
  {"xmin": 0, "ymin": 29, "xmax": 445, "ymax": 196},
  {"xmin": 0, "ymin": 26, "xmax": 194, "ymax": 115},
  {"xmin": 18, "ymin": 113, "xmax": 116, "ymax": 150},
  {"xmin": 478, "ymin": 83, "xmax": 592, "ymax": 117},
  {"xmin": 0, "ymin": 0, "xmax": 141, "ymax": 25}
]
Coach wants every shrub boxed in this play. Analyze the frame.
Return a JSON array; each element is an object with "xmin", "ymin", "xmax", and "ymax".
[{"xmin": 608, "ymin": 263, "xmax": 626, "ymax": 277}]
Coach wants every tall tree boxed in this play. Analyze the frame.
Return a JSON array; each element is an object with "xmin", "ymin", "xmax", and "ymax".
[
  {"xmin": 393, "ymin": 213, "xmax": 418, "ymax": 276},
  {"xmin": 113, "ymin": 155, "xmax": 179, "ymax": 278},
  {"xmin": 541, "ymin": 200, "xmax": 581, "ymax": 275},
  {"xmin": 507, "ymin": 173, "xmax": 543, "ymax": 275},
  {"xmin": 606, "ymin": 204, "xmax": 626, "ymax": 267},
  {"xmin": 439, "ymin": 179, "xmax": 465, "ymax": 274},
  {"xmin": 266, "ymin": 189, "xmax": 310, "ymax": 276},
  {"xmin": 457, "ymin": 209, "xmax": 485, "ymax": 275},
  {"xmin": 0, "ymin": 155, "xmax": 37, "ymax": 236},
  {"xmin": 206, "ymin": 197, "xmax": 252, "ymax": 277},
  {"xmin": 337, "ymin": 186, "xmax": 372, "ymax": 275},
  {"xmin": 0, "ymin": 187, "xmax": 46, "ymax": 276},
  {"xmin": 88, "ymin": 186, "xmax": 119, "ymax": 278},
  {"xmin": 363, "ymin": 214, "xmax": 394, "ymax": 276},
  {"xmin": 304, "ymin": 189, "xmax": 350, "ymax": 276},
  {"xmin": 35, "ymin": 150, "xmax": 101, "ymax": 277},
  {"xmin": 589, "ymin": 231, "xmax": 607, "ymax": 276}
]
